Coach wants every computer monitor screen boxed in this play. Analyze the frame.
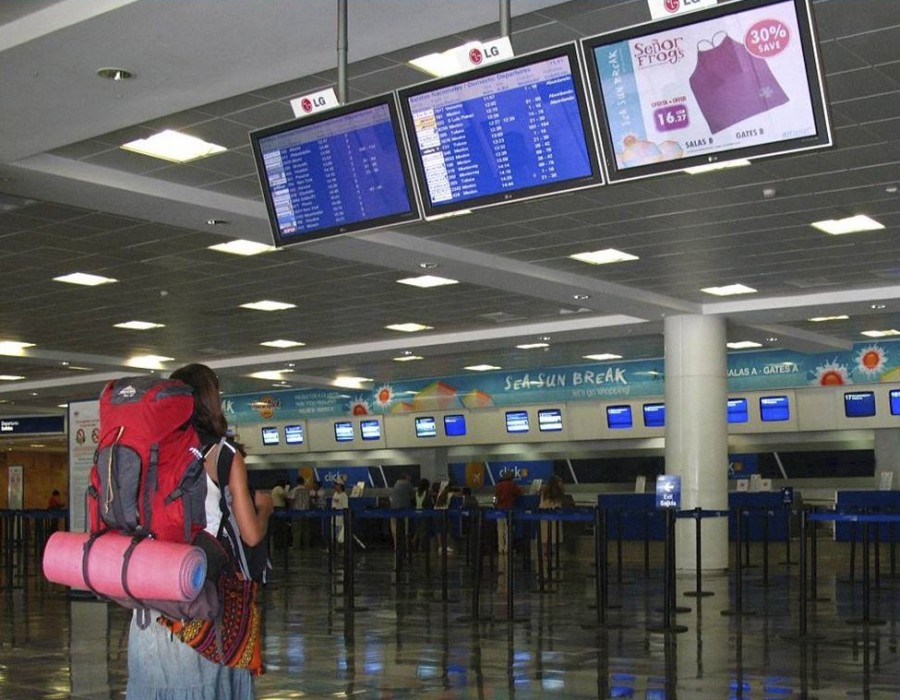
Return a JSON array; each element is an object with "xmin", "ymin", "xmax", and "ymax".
[
  {"xmin": 581, "ymin": 0, "xmax": 831, "ymax": 182},
  {"xmin": 759, "ymin": 395, "xmax": 790, "ymax": 422},
  {"xmin": 284, "ymin": 424, "xmax": 304, "ymax": 445},
  {"xmin": 642, "ymin": 403, "xmax": 665, "ymax": 428},
  {"xmin": 414, "ymin": 416, "xmax": 437, "ymax": 438},
  {"xmin": 505, "ymin": 410, "xmax": 530, "ymax": 434},
  {"xmin": 606, "ymin": 405, "xmax": 633, "ymax": 429},
  {"xmin": 360, "ymin": 419, "xmax": 382, "ymax": 440},
  {"xmin": 260, "ymin": 426, "xmax": 280, "ymax": 446},
  {"xmin": 538, "ymin": 408, "xmax": 563, "ymax": 432},
  {"xmin": 250, "ymin": 94, "xmax": 421, "ymax": 247},
  {"xmin": 890, "ymin": 389, "xmax": 900, "ymax": 416},
  {"xmin": 844, "ymin": 391, "xmax": 876, "ymax": 418},
  {"xmin": 443, "ymin": 414, "xmax": 467, "ymax": 437},
  {"xmin": 398, "ymin": 43, "xmax": 602, "ymax": 218},
  {"xmin": 727, "ymin": 398, "xmax": 749, "ymax": 424},
  {"xmin": 334, "ymin": 421, "xmax": 354, "ymax": 442}
]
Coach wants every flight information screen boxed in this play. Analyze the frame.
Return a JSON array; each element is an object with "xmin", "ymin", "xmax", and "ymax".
[
  {"xmin": 400, "ymin": 45, "xmax": 600, "ymax": 216},
  {"xmin": 252, "ymin": 95, "xmax": 420, "ymax": 246}
]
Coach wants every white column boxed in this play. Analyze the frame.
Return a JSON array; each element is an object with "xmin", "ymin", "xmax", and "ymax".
[
  {"xmin": 664, "ymin": 314, "xmax": 729, "ymax": 571},
  {"xmin": 874, "ymin": 429, "xmax": 900, "ymax": 489}
]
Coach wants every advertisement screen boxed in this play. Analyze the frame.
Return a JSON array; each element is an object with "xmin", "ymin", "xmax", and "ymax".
[{"xmin": 582, "ymin": 0, "xmax": 830, "ymax": 181}]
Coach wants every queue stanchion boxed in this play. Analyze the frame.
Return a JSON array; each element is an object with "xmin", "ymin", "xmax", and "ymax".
[
  {"xmin": 643, "ymin": 509, "xmax": 651, "ymax": 579},
  {"xmin": 722, "ymin": 508, "xmax": 755, "ymax": 617},
  {"xmin": 648, "ymin": 507, "xmax": 687, "ymax": 634},
  {"xmin": 762, "ymin": 509, "xmax": 770, "ymax": 585},
  {"xmin": 890, "ymin": 520, "xmax": 897, "ymax": 579},
  {"xmin": 808, "ymin": 507, "xmax": 829, "ymax": 603},
  {"xmin": 847, "ymin": 515, "xmax": 886, "ymax": 627},
  {"xmin": 782, "ymin": 507, "xmax": 825, "ymax": 642},
  {"xmin": 535, "ymin": 513, "xmax": 546, "ymax": 594},
  {"xmin": 583, "ymin": 506, "xmax": 624, "ymax": 629},
  {"xmin": 683, "ymin": 508, "xmax": 715, "ymax": 599},
  {"xmin": 615, "ymin": 508, "xmax": 624, "ymax": 584}
]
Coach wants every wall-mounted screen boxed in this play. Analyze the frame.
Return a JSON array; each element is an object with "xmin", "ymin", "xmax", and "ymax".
[
  {"xmin": 891, "ymin": 389, "xmax": 900, "ymax": 417},
  {"xmin": 581, "ymin": 0, "xmax": 831, "ymax": 182},
  {"xmin": 415, "ymin": 416, "xmax": 437, "ymax": 438},
  {"xmin": 505, "ymin": 410, "xmax": 530, "ymax": 434},
  {"xmin": 607, "ymin": 405, "xmax": 633, "ymax": 429},
  {"xmin": 727, "ymin": 398, "xmax": 749, "ymax": 424},
  {"xmin": 398, "ymin": 43, "xmax": 602, "ymax": 218},
  {"xmin": 844, "ymin": 391, "xmax": 876, "ymax": 418},
  {"xmin": 284, "ymin": 424, "xmax": 304, "ymax": 445},
  {"xmin": 443, "ymin": 414, "xmax": 467, "ymax": 437},
  {"xmin": 334, "ymin": 421, "xmax": 355, "ymax": 442},
  {"xmin": 261, "ymin": 426, "xmax": 280, "ymax": 446},
  {"xmin": 250, "ymin": 94, "xmax": 421, "ymax": 247},
  {"xmin": 360, "ymin": 419, "xmax": 382, "ymax": 440},
  {"xmin": 538, "ymin": 408, "xmax": 563, "ymax": 432},
  {"xmin": 760, "ymin": 395, "xmax": 790, "ymax": 422},
  {"xmin": 642, "ymin": 403, "xmax": 666, "ymax": 428}
]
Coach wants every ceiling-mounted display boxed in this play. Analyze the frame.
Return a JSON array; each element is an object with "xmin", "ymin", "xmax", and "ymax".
[
  {"xmin": 581, "ymin": 0, "xmax": 831, "ymax": 182},
  {"xmin": 250, "ymin": 94, "xmax": 421, "ymax": 247},
  {"xmin": 398, "ymin": 43, "xmax": 603, "ymax": 218}
]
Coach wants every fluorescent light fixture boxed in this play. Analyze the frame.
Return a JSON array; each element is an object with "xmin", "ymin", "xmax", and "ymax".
[
  {"xmin": 583, "ymin": 353, "xmax": 622, "ymax": 361},
  {"xmin": 121, "ymin": 129, "xmax": 226, "ymax": 163},
  {"xmin": 393, "ymin": 354, "xmax": 424, "ymax": 362},
  {"xmin": 516, "ymin": 343, "xmax": 550, "ymax": 350},
  {"xmin": 333, "ymin": 376, "xmax": 372, "ymax": 389},
  {"xmin": 114, "ymin": 321, "xmax": 165, "ymax": 330},
  {"xmin": 808, "ymin": 315, "xmax": 849, "ymax": 322},
  {"xmin": 127, "ymin": 354, "xmax": 174, "ymax": 370},
  {"xmin": 727, "ymin": 341, "xmax": 763, "ymax": 349},
  {"xmin": 250, "ymin": 369, "xmax": 294, "ymax": 380},
  {"xmin": 569, "ymin": 248, "xmax": 639, "ymax": 265},
  {"xmin": 386, "ymin": 323, "xmax": 433, "ymax": 333},
  {"xmin": 208, "ymin": 239, "xmax": 276, "ymax": 256},
  {"xmin": 464, "ymin": 364, "xmax": 500, "ymax": 372},
  {"xmin": 0, "ymin": 341, "xmax": 35, "ymax": 356},
  {"xmin": 240, "ymin": 300, "xmax": 296, "ymax": 312},
  {"xmin": 701, "ymin": 283, "xmax": 757, "ymax": 296},
  {"xmin": 684, "ymin": 159, "xmax": 751, "ymax": 175},
  {"xmin": 0, "ymin": 375, "xmax": 25, "ymax": 381},
  {"xmin": 54, "ymin": 272, "xmax": 118, "ymax": 286},
  {"xmin": 260, "ymin": 339, "xmax": 305, "ymax": 348},
  {"xmin": 861, "ymin": 329, "xmax": 900, "ymax": 338},
  {"xmin": 396, "ymin": 275, "xmax": 459, "ymax": 288},
  {"xmin": 811, "ymin": 215, "xmax": 884, "ymax": 235}
]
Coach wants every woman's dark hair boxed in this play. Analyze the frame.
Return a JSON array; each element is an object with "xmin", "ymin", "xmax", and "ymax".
[
  {"xmin": 170, "ymin": 363, "xmax": 244, "ymax": 453},
  {"xmin": 544, "ymin": 474, "xmax": 565, "ymax": 501}
]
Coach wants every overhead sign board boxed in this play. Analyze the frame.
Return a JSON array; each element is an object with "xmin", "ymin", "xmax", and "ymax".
[
  {"xmin": 290, "ymin": 87, "xmax": 340, "ymax": 119},
  {"xmin": 0, "ymin": 415, "xmax": 65, "ymax": 435}
]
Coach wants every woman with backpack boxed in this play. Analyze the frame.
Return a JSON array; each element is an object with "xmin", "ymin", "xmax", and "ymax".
[{"xmin": 126, "ymin": 363, "xmax": 274, "ymax": 700}]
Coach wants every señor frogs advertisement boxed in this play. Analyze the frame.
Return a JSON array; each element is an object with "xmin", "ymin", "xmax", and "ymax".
[{"xmin": 593, "ymin": 0, "xmax": 817, "ymax": 169}]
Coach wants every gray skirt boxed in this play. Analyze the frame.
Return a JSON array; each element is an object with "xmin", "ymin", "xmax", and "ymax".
[{"xmin": 126, "ymin": 612, "xmax": 254, "ymax": 700}]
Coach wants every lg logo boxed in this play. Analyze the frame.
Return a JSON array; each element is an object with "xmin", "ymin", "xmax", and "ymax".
[
  {"xmin": 664, "ymin": 0, "xmax": 680, "ymax": 12},
  {"xmin": 300, "ymin": 96, "xmax": 327, "ymax": 113},
  {"xmin": 469, "ymin": 48, "xmax": 483, "ymax": 65},
  {"xmin": 468, "ymin": 44, "xmax": 500, "ymax": 66}
]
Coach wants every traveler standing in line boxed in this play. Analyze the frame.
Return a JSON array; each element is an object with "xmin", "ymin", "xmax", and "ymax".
[
  {"xmin": 389, "ymin": 473, "xmax": 415, "ymax": 550},
  {"xmin": 287, "ymin": 476, "xmax": 311, "ymax": 548},
  {"xmin": 126, "ymin": 363, "xmax": 273, "ymax": 700},
  {"xmin": 538, "ymin": 475, "xmax": 565, "ymax": 556},
  {"xmin": 270, "ymin": 479, "xmax": 289, "ymax": 550},
  {"xmin": 494, "ymin": 470, "xmax": 523, "ymax": 554},
  {"xmin": 331, "ymin": 478, "xmax": 349, "ymax": 548},
  {"xmin": 411, "ymin": 478, "xmax": 433, "ymax": 551}
]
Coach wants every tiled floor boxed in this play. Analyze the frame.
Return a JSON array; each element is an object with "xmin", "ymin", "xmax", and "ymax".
[{"xmin": 3, "ymin": 533, "xmax": 900, "ymax": 699}]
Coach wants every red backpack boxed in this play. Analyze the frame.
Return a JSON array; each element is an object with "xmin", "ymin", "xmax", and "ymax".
[{"xmin": 87, "ymin": 376, "xmax": 207, "ymax": 543}]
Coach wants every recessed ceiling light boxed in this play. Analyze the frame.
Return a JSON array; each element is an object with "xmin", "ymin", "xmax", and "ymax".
[
  {"xmin": 54, "ymin": 272, "xmax": 118, "ymax": 286},
  {"xmin": 96, "ymin": 67, "xmax": 133, "ymax": 81},
  {"xmin": 333, "ymin": 376, "xmax": 373, "ymax": 389},
  {"xmin": 684, "ymin": 159, "xmax": 751, "ymax": 175},
  {"xmin": 240, "ymin": 300, "xmax": 296, "ymax": 312},
  {"xmin": 870, "ymin": 303, "xmax": 886, "ymax": 310},
  {"xmin": 0, "ymin": 375, "xmax": 25, "ymax": 381},
  {"xmin": 727, "ymin": 341, "xmax": 763, "ymax": 349},
  {"xmin": 127, "ymin": 354, "xmax": 175, "ymax": 370},
  {"xmin": 114, "ymin": 321, "xmax": 165, "ymax": 330},
  {"xmin": 260, "ymin": 339, "xmax": 306, "ymax": 348},
  {"xmin": 583, "ymin": 353, "xmax": 623, "ymax": 361},
  {"xmin": 408, "ymin": 49, "xmax": 465, "ymax": 78},
  {"xmin": 121, "ymin": 129, "xmax": 226, "ymax": 163},
  {"xmin": 0, "ymin": 341, "xmax": 35, "ymax": 356},
  {"xmin": 516, "ymin": 343, "xmax": 549, "ymax": 350},
  {"xmin": 464, "ymin": 364, "xmax": 500, "ymax": 372},
  {"xmin": 209, "ymin": 239, "xmax": 276, "ymax": 256},
  {"xmin": 393, "ymin": 354, "xmax": 424, "ymax": 362},
  {"xmin": 250, "ymin": 369, "xmax": 294, "ymax": 380},
  {"xmin": 808, "ymin": 315, "xmax": 850, "ymax": 322},
  {"xmin": 386, "ymin": 323, "xmax": 434, "ymax": 333},
  {"xmin": 861, "ymin": 329, "xmax": 900, "ymax": 338},
  {"xmin": 569, "ymin": 248, "xmax": 639, "ymax": 265},
  {"xmin": 701, "ymin": 283, "xmax": 757, "ymax": 296},
  {"xmin": 397, "ymin": 275, "xmax": 459, "ymax": 288},
  {"xmin": 811, "ymin": 215, "xmax": 884, "ymax": 235},
  {"xmin": 572, "ymin": 294, "xmax": 591, "ymax": 300}
]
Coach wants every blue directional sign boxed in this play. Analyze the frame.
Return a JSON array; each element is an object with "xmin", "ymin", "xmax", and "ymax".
[
  {"xmin": 781, "ymin": 487, "xmax": 794, "ymax": 505},
  {"xmin": 656, "ymin": 474, "xmax": 681, "ymax": 510}
]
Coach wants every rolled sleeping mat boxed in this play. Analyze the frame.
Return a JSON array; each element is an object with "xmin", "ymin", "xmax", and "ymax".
[{"xmin": 43, "ymin": 531, "xmax": 207, "ymax": 603}]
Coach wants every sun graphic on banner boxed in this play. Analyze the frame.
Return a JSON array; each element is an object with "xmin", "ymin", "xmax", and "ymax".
[
  {"xmin": 349, "ymin": 398, "xmax": 371, "ymax": 416},
  {"xmin": 812, "ymin": 360, "xmax": 850, "ymax": 386},
  {"xmin": 855, "ymin": 345, "xmax": 886, "ymax": 376},
  {"xmin": 374, "ymin": 384, "xmax": 395, "ymax": 409}
]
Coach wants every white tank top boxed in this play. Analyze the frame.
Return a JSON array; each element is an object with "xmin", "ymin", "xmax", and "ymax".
[{"xmin": 205, "ymin": 473, "xmax": 222, "ymax": 535}]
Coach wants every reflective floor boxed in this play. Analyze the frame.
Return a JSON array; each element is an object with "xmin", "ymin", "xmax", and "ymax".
[{"xmin": 3, "ymin": 535, "xmax": 900, "ymax": 699}]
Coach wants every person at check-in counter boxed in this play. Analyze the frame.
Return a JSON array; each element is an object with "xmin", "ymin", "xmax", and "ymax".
[{"xmin": 494, "ymin": 470, "xmax": 523, "ymax": 555}]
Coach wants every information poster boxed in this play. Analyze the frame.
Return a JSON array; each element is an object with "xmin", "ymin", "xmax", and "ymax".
[
  {"xmin": 594, "ymin": 0, "xmax": 817, "ymax": 169},
  {"xmin": 7, "ymin": 465, "xmax": 23, "ymax": 510},
  {"xmin": 68, "ymin": 399, "xmax": 100, "ymax": 533}
]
